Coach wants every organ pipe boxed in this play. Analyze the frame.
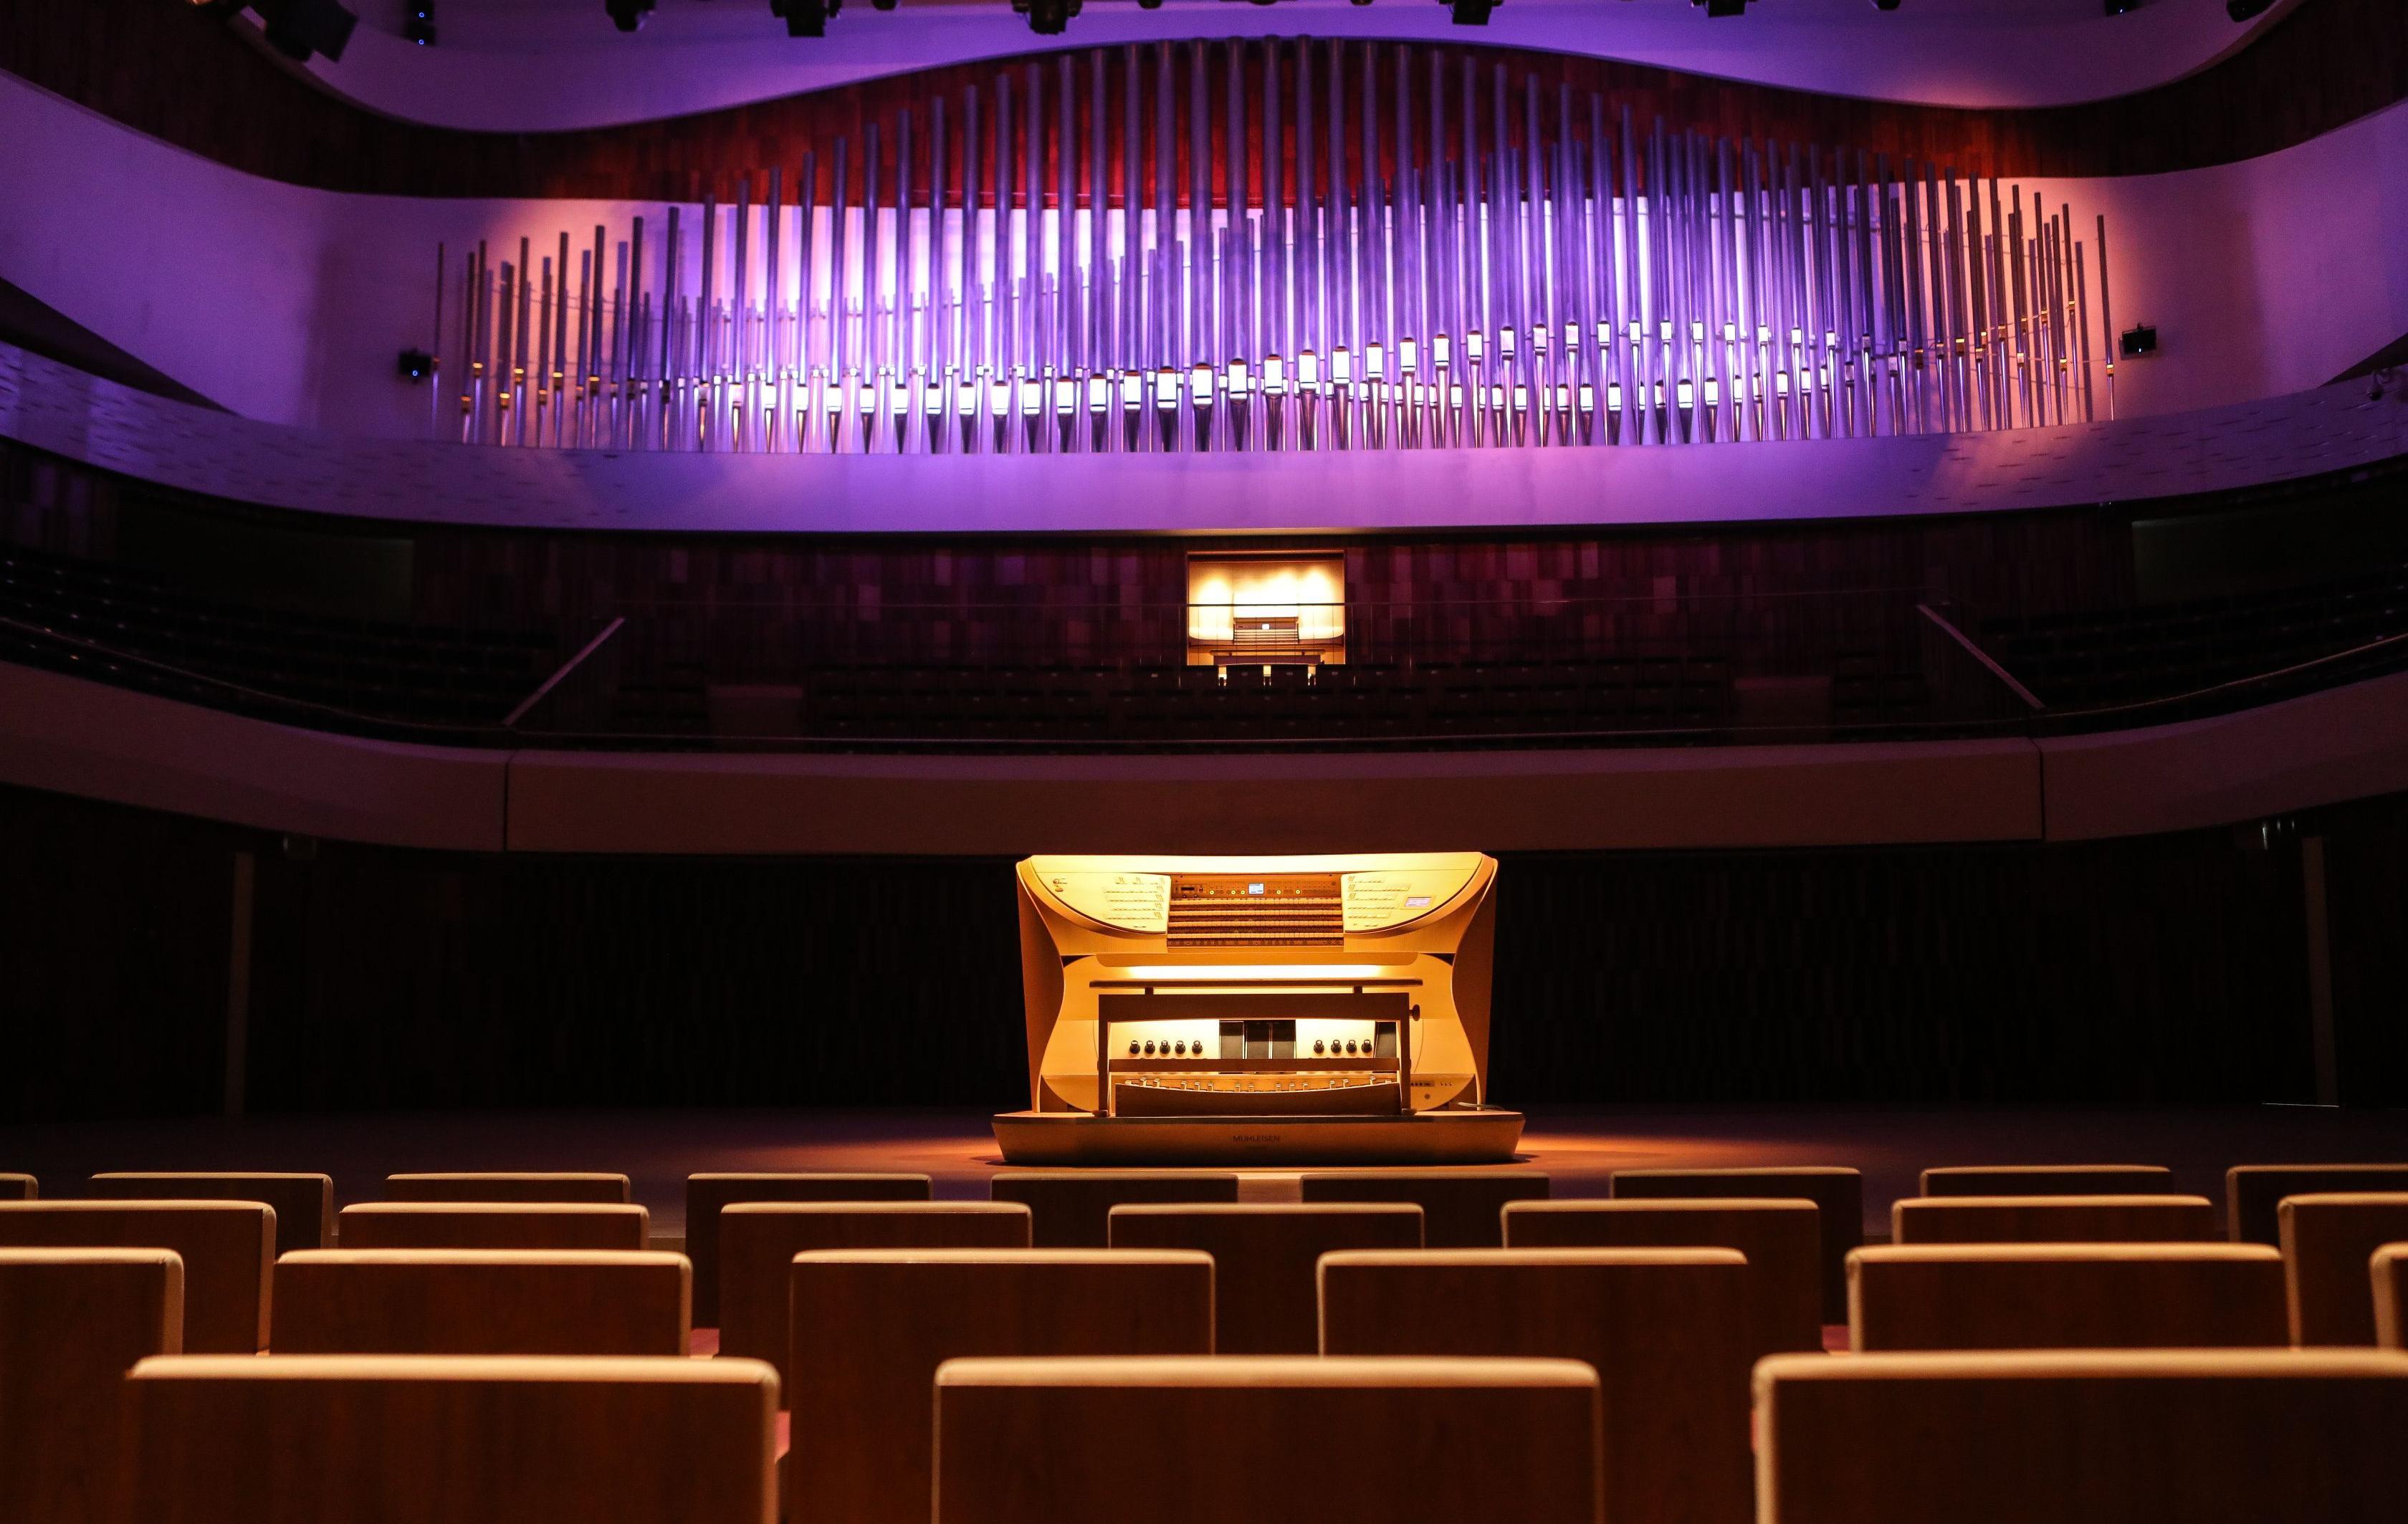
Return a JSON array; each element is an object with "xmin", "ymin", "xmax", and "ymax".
[{"xmin": 426, "ymin": 40, "xmax": 2113, "ymax": 460}]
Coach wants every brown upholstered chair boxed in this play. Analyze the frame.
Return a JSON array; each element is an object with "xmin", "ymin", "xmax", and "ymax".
[
  {"xmin": 335, "ymin": 1202, "xmax": 649, "ymax": 1252},
  {"xmin": 685, "ymin": 1172, "xmax": 932, "ymax": 1325},
  {"xmin": 1107, "ymin": 1204, "xmax": 1423, "ymax": 1354},
  {"xmin": 130, "ymin": 1354, "xmax": 778, "ymax": 1524},
  {"xmin": 1610, "ymin": 1166, "xmax": 1862, "ymax": 1321},
  {"xmin": 0, "ymin": 1174, "xmax": 34, "ymax": 1200},
  {"xmin": 1891, "ymin": 1194, "xmax": 2217, "ymax": 1246},
  {"xmin": 790, "ymin": 1250, "xmax": 1213, "ymax": 1524},
  {"xmin": 1296, "ymin": 1170, "xmax": 1549, "ymax": 1247},
  {"xmin": 2227, "ymin": 1164, "xmax": 2408, "ymax": 1245},
  {"xmin": 273, "ymin": 1250, "xmax": 689, "ymax": 1356},
  {"xmin": 89, "ymin": 1172, "xmax": 333, "ymax": 1258},
  {"xmin": 988, "ymin": 1171, "xmax": 1240, "ymax": 1248},
  {"xmin": 2373, "ymin": 1245, "xmax": 2408, "ymax": 1350},
  {"xmin": 0, "ymin": 1248, "xmax": 183, "ymax": 1524},
  {"xmin": 2278, "ymin": 1192, "xmax": 2408, "ymax": 1346},
  {"xmin": 1503, "ymin": 1197, "xmax": 1821, "ymax": 1356},
  {"xmin": 1847, "ymin": 1244, "xmax": 2288, "ymax": 1352},
  {"xmin": 1321, "ymin": 1248, "xmax": 1750, "ymax": 1524},
  {"xmin": 718, "ymin": 1202, "xmax": 1031, "ymax": 1394},
  {"xmin": 383, "ymin": 1172, "xmax": 631, "ymax": 1204},
  {"xmin": 932, "ymin": 1356, "xmax": 1603, "ymax": 1524},
  {"xmin": 0, "ymin": 1201, "xmax": 274, "ymax": 1353},
  {"xmin": 1919, "ymin": 1164, "xmax": 2174, "ymax": 1197},
  {"xmin": 1755, "ymin": 1348, "xmax": 2408, "ymax": 1524}
]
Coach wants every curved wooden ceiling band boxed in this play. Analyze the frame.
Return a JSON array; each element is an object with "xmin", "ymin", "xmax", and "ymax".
[{"xmin": 0, "ymin": 0, "xmax": 2401, "ymax": 201}]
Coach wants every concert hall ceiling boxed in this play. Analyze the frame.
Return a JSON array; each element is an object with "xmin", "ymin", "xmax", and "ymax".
[
  {"xmin": 1, "ymin": 0, "xmax": 2400, "ymax": 200},
  {"xmin": 320, "ymin": 0, "xmax": 2308, "ymax": 129}
]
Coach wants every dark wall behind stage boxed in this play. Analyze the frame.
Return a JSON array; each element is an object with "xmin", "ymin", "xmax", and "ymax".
[{"xmin": 7, "ymin": 780, "xmax": 2402, "ymax": 1124}]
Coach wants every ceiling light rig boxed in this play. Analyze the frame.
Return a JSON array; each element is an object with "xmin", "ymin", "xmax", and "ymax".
[
  {"xmin": 1012, "ymin": 0, "xmax": 1084, "ymax": 36},
  {"xmin": 603, "ymin": 0, "xmax": 654, "ymax": 33},
  {"xmin": 770, "ymin": 0, "xmax": 841, "ymax": 37}
]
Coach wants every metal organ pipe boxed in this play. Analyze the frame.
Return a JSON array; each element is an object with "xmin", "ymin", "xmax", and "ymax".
[{"xmin": 427, "ymin": 41, "xmax": 2112, "ymax": 460}]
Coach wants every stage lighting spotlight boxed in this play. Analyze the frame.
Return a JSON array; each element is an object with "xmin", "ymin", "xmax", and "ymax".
[
  {"xmin": 605, "ymin": 0, "xmax": 654, "ymax": 32},
  {"xmin": 773, "ymin": 0, "xmax": 839, "ymax": 36},
  {"xmin": 1012, "ymin": 0, "xmax": 1081, "ymax": 34},
  {"xmin": 1693, "ymin": 0, "xmax": 1749, "ymax": 15},
  {"xmin": 2226, "ymin": 0, "xmax": 2275, "ymax": 16},
  {"xmin": 405, "ymin": 3, "xmax": 434, "ymax": 44},
  {"xmin": 2103, "ymin": 0, "xmax": 2137, "ymax": 14},
  {"xmin": 872, "ymin": 0, "xmax": 897, "ymax": 9},
  {"xmin": 1870, "ymin": 0, "xmax": 1901, "ymax": 10},
  {"xmin": 1445, "ymin": 0, "xmax": 1497, "ymax": 24},
  {"xmin": 1140, "ymin": 0, "xmax": 1164, "ymax": 8},
  {"xmin": 396, "ymin": 348, "xmax": 434, "ymax": 381},
  {"xmin": 253, "ymin": 0, "xmax": 358, "ymax": 61}
]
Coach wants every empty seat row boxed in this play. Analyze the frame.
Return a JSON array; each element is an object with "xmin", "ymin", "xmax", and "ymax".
[{"xmin": 14, "ymin": 1240, "xmax": 2408, "ymax": 1524}]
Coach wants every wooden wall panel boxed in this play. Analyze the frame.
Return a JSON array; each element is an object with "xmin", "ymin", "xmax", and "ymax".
[{"xmin": 0, "ymin": 0, "xmax": 2402, "ymax": 202}]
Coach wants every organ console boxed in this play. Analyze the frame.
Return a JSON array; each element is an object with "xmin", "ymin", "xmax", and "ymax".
[{"xmin": 993, "ymin": 852, "xmax": 1524, "ymax": 1164}]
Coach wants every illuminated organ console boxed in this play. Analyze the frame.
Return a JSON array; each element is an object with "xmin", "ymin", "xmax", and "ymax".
[{"xmin": 993, "ymin": 853, "xmax": 1522, "ymax": 1164}]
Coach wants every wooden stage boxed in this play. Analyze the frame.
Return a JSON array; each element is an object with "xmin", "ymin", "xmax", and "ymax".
[{"xmin": 6, "ymin": 1104, "xmax": 2405, "ymax": 1242}]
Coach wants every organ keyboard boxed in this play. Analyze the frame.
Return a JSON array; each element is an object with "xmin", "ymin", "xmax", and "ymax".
[{"xmin": 993, "ymin": 853, "xmax": 1522, "ymax": 1164}]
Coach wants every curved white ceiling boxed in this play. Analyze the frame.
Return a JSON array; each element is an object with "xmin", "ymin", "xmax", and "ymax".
[{"xmin": 308, "ymin": 0, "xmax": 2300, "ymax": 134}]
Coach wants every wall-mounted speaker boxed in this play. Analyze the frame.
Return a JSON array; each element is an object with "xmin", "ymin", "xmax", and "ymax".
[{"xmin": 2120, "ymin": 325, "xmax": 2159, "ymax": 359}]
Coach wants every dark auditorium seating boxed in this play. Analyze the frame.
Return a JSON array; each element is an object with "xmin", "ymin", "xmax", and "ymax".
[
  {"xmin": 988, "ymin": 1171, "xmax": 1241, "ymax": 1248},
  {"xmin": 932, "ymin": 1356, "xmax": 1603, "ymax": 1524},
  {"xmin": 1610, "ymin": 1166, "xmax": 1863, "ymax": 1321},
  {"xmin": 1755, "ymin": 1349, "xmax": 2408, "ymax": 1524},
  {"xmin": 2278, "ymin": 1192, "xmax": 2408, "ymax": 1346},
  {"xmin": 789, "ymin": 1250, "xmax": 1215, "ymax": 1524},
  {"xmin": 129, "ymin": 1354, "xmax": 779, "ymax": 1524},
  {"xmin": 0, "ymin": 1200, "xmax": 274, "ymax": 1353},
  {"xmin": 384, "ymin": 1171, "xmax": 631, "ymax": 1203},
  {"xmin": 1320, "ymin": 1248, "xmax": 1752, "ymax": 1524},
  {"xmin": 89, "ymin": 1171, "xmax": 334, "ymax": 1258},
  {"xmin": 336, "ymin": 1202, "xmax": 650, "ymax": 1252},
  {"xmin": 1892, "ymin": 1193, "xmax": 2218, "ymax": 1245},
  {"xmin": 1106, "ymin": 1204, "xmax": 1425, "ymax": 1354},
  {"xmin": 0, "ymin": 543, "xmax": 555, "ymax": 732},
  {"xmin": 684, "ymin": 1171, "xmax": 933, "ymax": 1325},
  {"xmin": 717, "ymin": 1202, "xmax": 1032, "ymax": 1393},
  {"xmin": 1296, "ymin": 1169, "xmax": 1550, "ymax": 1248},
  {"xmin": 1502, "ymin": 1197, "xmax": 1822, "ymax": 1356},
  {"xmin": 2227, "ymin": 1163, "xmax": 2408, "ymax": 1245},
  {"xmin": 1847, "ymin": 1244, "xmax": 2289, "ymax": 1351},
  {"xmin": 272, "ymin": 1250, "xmax": 691, "ymax": 1356},
  {"xmin": 1919, "ymin": 1164, "xmax": 2174, "ymax": 1197},
  {"xmin": 1, "ymin": 1247, "xmax": 184, "ymax": 1524}
]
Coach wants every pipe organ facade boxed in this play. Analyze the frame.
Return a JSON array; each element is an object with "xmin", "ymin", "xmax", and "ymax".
[{"xmin": 434, "ymin": 39, "xmax": 2116, "ymax": 459}]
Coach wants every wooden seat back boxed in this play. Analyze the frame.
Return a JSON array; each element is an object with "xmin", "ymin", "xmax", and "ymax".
[
  {"xmin": 273, "ymin": 1250, "xmax": 689, "ymax": 1356},
  {"xmin": 0, "ymin": 1201, "xmax": 273, "ymax": 1352},
  {"xmin": 1107, "ymin": 1204, "xmax": 1423, "ymax": 1353},
  {"xmin": 1847, "ymin": 1243, "xmax": 2286, "ymax": 1351},
  {"xmin": 0, "ymin": 1248, "xmax": 183, "ymax": 1524}
]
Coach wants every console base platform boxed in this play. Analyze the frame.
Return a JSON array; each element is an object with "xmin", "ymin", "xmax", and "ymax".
[{"xmin": 990, "ymin": 1108, "xmax": 1526, "ymax": 1166}]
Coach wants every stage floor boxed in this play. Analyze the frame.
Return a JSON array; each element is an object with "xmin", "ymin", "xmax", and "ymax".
[{"xmin": 7, "ymin": 1104, "xmax": 2407, "ymax": 1240}]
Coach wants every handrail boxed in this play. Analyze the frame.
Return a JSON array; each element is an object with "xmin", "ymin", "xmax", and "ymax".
[
  {"xmin": 504, "ymin": 617, "xmax": 624, "ymax": 728},
  {"xmin": 8, "ymin": 608, "xmax": 2408, "ymax": 754}
]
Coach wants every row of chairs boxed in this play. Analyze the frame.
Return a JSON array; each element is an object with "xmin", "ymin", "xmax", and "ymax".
[
  {"xmin": 10, "ymin": 1162, "xmax": 2408, "ymax": 1351},
  {"xmin": 6, "ymin": 1228, "xmax": 2408, "ymax": 1522}
]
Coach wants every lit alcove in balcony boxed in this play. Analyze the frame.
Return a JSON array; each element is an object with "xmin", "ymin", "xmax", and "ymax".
[{"xmin": 1187, "ymin": 553, "xmax": 1347, "ymax": 674}]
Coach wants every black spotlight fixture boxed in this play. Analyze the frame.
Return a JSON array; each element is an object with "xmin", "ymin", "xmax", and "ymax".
[
  {"xmin": 2103, "ymin": 0, "xmax": 2138, "ymax": 15},
  {"xmin": 247, "ymin": 0, "xmax": 359, "ymax": 61},
  {"xmin": 1693, "ymin": 0, "xmax": 1749, "ymax": 16},
  {"xmin": 1445, "ymin": 0, "xmax": 1497, "ymax": 24},
  {"xmin": 604, "ymin": 0, "xmax": 655, "ymax": 32},
  {"xmin": 404, "ymin": 2, "xmax": 434, "ymax": 44},
  {"xmin": 872, "ymin": 0, "xmax": 897, "ymax": 9},
  {"xmin": 1870, "ymin": 0, "xmax": 1901, "ymax": 10},
  {"xmin": 1139, "ymin": 0, "xmax": 1164, "ymax": 8},
  {"xmin": 2227, "ymin": 0, "xmax": 2275, "ymax": 16},
  {"xmin": 2119, "ymin": 325, "xmax": 2159, "ymax": 359},
  {"xmin": 1012, "ymin": 0, "xmax": 1081, "ymax": 35},
  {"xmin": 396, "ymin": 348, "xmax": 434, "ymax": 382},
  {"xmin": 772, "ymin": 0, "xmax": 840, "ymax": 37}
]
